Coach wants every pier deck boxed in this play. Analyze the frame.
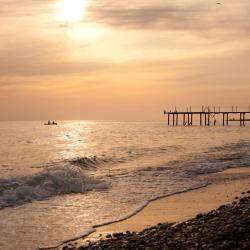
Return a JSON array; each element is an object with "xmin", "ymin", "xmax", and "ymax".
[{"xmin": 164, "ymin": 108, "xmax": 250, "ymax": 126}]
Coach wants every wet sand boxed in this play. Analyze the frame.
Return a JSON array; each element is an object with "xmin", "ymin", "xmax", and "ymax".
[{"xmin": 58, "ymin": 167, "xmax": 250, "ymax": 249}]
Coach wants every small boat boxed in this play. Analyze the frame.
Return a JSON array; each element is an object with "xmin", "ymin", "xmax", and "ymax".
[{"xmin": 44, "ymin": 121, "xmax": 58, "ymax": 125}]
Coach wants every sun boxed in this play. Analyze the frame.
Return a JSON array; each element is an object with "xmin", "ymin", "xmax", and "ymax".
[{"xmin": 57, "ymin": 0, "xmax": 89, "ymax": 23}]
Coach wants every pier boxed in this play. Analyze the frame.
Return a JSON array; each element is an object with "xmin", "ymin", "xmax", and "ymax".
[{"xmin": 164, "ymin": 106, "xmax": 250, "ymax": 126}]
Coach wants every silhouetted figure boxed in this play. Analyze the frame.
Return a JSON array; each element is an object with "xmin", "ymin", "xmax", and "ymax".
[{"xmin": 214, "ymin": 119, "xmax": 217, "ymax": 126}]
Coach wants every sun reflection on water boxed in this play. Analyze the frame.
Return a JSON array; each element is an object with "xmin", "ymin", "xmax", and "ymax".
[{"xmin": 58, "ymin": 121, "xmax": 93, "ymax": 159}]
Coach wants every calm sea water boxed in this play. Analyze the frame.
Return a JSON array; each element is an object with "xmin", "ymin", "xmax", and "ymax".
[{"xmin": 0, "ymin": 121, "xmax": 250, "ymax": 250}]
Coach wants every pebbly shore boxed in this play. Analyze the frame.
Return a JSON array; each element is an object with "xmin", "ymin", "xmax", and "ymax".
[{"xmin": 62, "ymin": 191, "xmax": 250, "ymax": 250}]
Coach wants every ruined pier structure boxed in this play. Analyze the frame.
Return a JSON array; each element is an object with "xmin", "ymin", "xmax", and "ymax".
[{"xmin": 164, "ymin": 106, "xmax": 250, "ymax": 126}]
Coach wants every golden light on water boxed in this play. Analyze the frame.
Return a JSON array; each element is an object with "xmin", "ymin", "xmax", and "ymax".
[{"xmin": 57, "ymin": 0, "xmax": 89, "ymax": 23}]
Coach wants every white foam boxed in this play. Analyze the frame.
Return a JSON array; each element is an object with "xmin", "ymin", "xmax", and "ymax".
[
  {"xmin": 0, "ymin": 166, "xmax": 108, "ymax": 209},
  {"xmin": 61, "ymin": 228, "xmax": 96, "ymax": 243},
  {"xmin": 92, "ymin": 184, "xmax": 207, "ymax": 229},
  {"xmin": 70, "ymin": 156, "xmax": 114, "ymax": 169},
  {"xmin": 93, "ymin": 201, "xmax": 150, "ymax": 228},
  {"xmin": 42, "ymin": 184, "xmax": 209, "ymax": 250}
]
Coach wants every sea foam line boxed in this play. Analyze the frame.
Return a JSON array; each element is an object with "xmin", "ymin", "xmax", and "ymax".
[{"xmin": 39, "ymin": 184, "xmax": 208, "ymax": 250}]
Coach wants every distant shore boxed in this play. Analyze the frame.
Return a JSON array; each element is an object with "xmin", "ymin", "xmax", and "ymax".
[{"xmin": 56, "ymin": 167, "xmax": 250, "ymax": 250}]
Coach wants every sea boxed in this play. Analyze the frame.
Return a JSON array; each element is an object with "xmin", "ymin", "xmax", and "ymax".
[{"xmin": 0, "ymin": 121, "xmax": 249, "ymax": 250}]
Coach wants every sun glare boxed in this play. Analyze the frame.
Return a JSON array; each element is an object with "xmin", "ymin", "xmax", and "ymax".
[{"xmin": 57, "ymin": 0, "xmax": 89, "ymax": 23}]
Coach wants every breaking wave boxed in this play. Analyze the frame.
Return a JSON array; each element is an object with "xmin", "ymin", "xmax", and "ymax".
[
  {"xmin": 177, "ymin": 141, "xmax": 250, "ymax": 176},
  {"xmin": 0, "ymin": 166, "xmax": 108, "ymax": 209},
  {"xmin": 69, "ymin": 156, "xmax": 114, "ymax": 169},
  {"xmin": 136, "ymin": 140, "xmax": 250, "ymax": 178},
  {"xmin": 68, "ymin": 145, "xmax": 184, "ymax": 170}
]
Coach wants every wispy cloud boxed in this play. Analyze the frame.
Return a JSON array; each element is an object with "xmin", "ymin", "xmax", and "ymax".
[
  {"xmin": 88, "ymin": 1, "xmax": 250, "ymax": 37},
  {"xmin": 0, "ymin": 0, "xmax": 249, "ymax": 88}
]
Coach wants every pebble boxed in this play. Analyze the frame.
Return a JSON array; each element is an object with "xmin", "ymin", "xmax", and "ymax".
[{"xmin": 106, "ymin": 234, "xmax": 112, "ymax": 239}]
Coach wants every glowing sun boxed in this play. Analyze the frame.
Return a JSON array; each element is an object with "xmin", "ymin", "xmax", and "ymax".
[{"xmin": 57, "ymin": 0, "xmax": 89, "ymax": 23}]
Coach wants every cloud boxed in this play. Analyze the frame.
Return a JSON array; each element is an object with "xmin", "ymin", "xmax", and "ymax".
[
  {"xmin": 0, "ymin": 0, "xmax": 249, "ymax": 83},
  {"xmin": 88, "ymin": 1, "xmax": 250, "ymax": 37},
  {"xmin": 0, "ymin": 0, "xmax": 51, "ymax": 15},
  {"xmin": 0, "ymin": 36, "xmax": 109, "ymax": 78}
]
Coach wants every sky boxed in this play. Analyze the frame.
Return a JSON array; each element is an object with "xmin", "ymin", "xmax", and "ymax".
[{"xmin": 0, "ymin": 0, "xmax": 249, "ymax": 121}]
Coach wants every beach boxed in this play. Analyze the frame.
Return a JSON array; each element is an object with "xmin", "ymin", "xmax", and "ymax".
[
  {"xmin": 58, "ymin": 167, "xmax": 250, "ymax": 250},
  {"xmin": 1, "ymin": 0, "xmax": 250, "ymax": 249}
]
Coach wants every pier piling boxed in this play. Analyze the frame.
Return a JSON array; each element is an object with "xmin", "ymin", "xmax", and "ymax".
[{"xmin": 164, "ymin": 107, "xmax": 250, "ymax": 127}]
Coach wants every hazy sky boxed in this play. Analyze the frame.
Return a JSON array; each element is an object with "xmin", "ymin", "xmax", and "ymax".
[{"xmin": 0, "ymin": 0, "xmax": 249, "ymax": 120}]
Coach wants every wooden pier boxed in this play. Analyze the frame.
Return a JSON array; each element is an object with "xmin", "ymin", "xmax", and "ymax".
[{"xmin": 164, "ymin": 107, "xmax": 250, "ymax": 126}]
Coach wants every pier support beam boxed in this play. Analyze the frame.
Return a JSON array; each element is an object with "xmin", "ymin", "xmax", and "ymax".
[
  {"xmin": 240, "ymin": 113, "xmax": 245, "ymax": 127},
  {"xmin": 164, "ymin": 109, "xmax": 249, "ymax": 126}
]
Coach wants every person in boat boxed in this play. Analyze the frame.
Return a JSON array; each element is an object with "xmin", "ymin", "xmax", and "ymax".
[{"xmin": 48, "ymin": 120, "xmax": 51, "ymax": 125}]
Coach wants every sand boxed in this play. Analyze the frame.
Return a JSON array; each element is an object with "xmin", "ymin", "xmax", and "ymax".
[{"xmin": 58, "ymin": 167, "xmax": 250, "ymax": 249}]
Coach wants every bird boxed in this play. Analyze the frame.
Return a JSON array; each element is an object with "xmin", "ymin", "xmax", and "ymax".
[{"xmin": 216, "ymin": 2, "xmax": 222, "ymax": 4}]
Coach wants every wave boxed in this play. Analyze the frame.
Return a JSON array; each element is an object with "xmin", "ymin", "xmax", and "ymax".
[
  {"xmin": 123, "ymin": 145, "xmax": 184, "ymax": 158},
  {"xmin": 207, "ymin": 140, "xmax": 250, "ymax": 153},
  {"xmin": 181, "ymin": 141, "xmax": 250, "ymax": 176},
  {"xmin": 68, "ymin": 146, "xmax": 183, "ymax": 170},
  {"xmin": 69, "ymin": 156, "xmax": 114, "ymax": 169},
  {"xmin": 135, "ymin": 140, "xmax": 250, "ymax": 177},
  {"xmin": 0, "ymin": 166, "xmax": 108, "ymax": 209}
]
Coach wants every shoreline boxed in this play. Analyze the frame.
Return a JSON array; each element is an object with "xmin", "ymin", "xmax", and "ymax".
[
  {"xmin": 66, "ymin": 192, "xmax": 250, "ymax": 250},
  {"xmin": 55, "ymin": 166, "xmax": 250, "ymax": 250}
]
